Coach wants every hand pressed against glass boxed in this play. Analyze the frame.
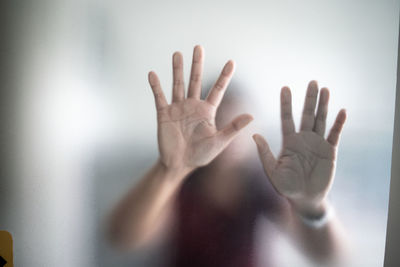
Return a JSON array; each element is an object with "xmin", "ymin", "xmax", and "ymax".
[
  {"xmin": 148, "ymin": 46, "xmax": 253, "ymax": 175},
  {"xmin": 253, "ymin": 81, "xmax": 346, "ymax": 216}
]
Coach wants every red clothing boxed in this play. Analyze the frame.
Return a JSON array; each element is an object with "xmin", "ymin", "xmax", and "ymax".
[{"xmin": 167, "ymin": 164, "xmax": 284, "ymax": 267}]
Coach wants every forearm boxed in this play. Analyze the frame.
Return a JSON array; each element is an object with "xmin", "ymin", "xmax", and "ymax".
[
  {"xmin": 108, "ymin": 160, "xmax": 191, "ymax": 250},
  {"xmin": 288, "ymin": 200, "xmax": 349, "ymax": 265}
]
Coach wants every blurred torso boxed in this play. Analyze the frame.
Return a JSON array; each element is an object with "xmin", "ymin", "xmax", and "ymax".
[{"xmin": 167, "ymin": 160, "xmax": 283, "ymax": 267}]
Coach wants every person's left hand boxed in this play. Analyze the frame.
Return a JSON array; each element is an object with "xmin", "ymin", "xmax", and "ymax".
[{"xmin": 253, "ymin": 81, "xmax": 346, "ymax": 217}]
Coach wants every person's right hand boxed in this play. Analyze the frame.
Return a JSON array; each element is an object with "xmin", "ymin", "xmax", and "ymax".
[{"xmin": 148, "ymin": 46, "xmax": 253, "ymax": 175}]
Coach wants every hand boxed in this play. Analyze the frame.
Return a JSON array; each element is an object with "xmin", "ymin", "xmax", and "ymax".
[
  {"xmin": 148, "ymin": 46, "xmax": 253, "ymax": 175},
  {"xmin": 253, "ymin": 81, "xmax": 346, "ymax": 216}
]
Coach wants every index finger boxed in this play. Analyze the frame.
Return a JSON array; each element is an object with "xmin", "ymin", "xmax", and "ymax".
[
  {"xmin": 148, "ymin": 71, "xmax": 168, "ymax": 111},
  {"xmin": 205, "ymin": 60, "xmax": 235, "ymax": 107},
  {"xmin": 280, "ymin": 86, "xmax": 296, "ymax": 137}
]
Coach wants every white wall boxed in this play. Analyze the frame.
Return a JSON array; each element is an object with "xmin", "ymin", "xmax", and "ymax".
[{"xmin": 5, "ymin": 0, "xmax": 399, "ymax": 266}]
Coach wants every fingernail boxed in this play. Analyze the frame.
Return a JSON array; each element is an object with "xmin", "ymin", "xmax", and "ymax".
[
  {"xmin": 223, "ymin": 60, "xmax": 235, "ymax": 75},
  {"xmin": 282, "ymin": 87, "xmax": 290, "ymax": 97},
  {"xmin": 148, "ymin": 71, "xmax": 157, "ymax": 85},
  {"xmin": 193, "ymin": 45, "xmax": 202, "ymax": 60},
  {"xmin": 237, "ymin": 115, "xmax": 253, "ymax": 129},
  {"xmin": 173, "ymin": 52, "xmax": 181, "ymax": 65}
]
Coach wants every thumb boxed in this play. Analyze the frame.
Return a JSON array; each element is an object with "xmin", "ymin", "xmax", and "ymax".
[
  {"xmin": 252, "ymin": 134, "xmax": 277, "ymax": 179},
  {"xmin": 217, "ymin": 113, "xmax": 253, "ymax": 145}
]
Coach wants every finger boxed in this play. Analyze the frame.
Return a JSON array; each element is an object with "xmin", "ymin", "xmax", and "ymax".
[
  {"xmin": 280, "ymin": 86, "xmax": 296, "ymax": 136},
  {"xmin": 313, "ymin": 87, "xmax": 330, "ymax": 136},
  {"xmin": 252, "ymin": 134, "xmax": 277, "ymax": 178},
  {"xmin": 206, "ymin": 60, "xmax": 235, "ymax": 107},
  {"xmin": 148, "ymin": 71, "xmax": 168, "ymax": 110},
  {"xmin": 217, "ymin": 113, "xmax": 253, "ymax": 142},
  {"xmin": 187, "ymin": 45, "xmax": 204, "ymax": 99},
  {"xmin": 327, "ymin": 109, "xmax": 347, "ymax": 146},
  {"xmin": 300, "ymin": 80, "xmax": 319, "ymax": 131},
  {"xmin": 172, "ymin": 52, "xmax": 185, "ymax": 102}
]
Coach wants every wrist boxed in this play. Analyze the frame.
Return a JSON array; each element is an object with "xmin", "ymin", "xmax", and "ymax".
[
  {"xmin": 156, "ymin": 159, "xmax": 194, "ymax": 182},
  {"xmin": 289, "ymin": 198, "xmax": 329, "ymax": 219},
  {"xmin": 290, "ymin": 199, "xmax": 335, "ymax": 228}
]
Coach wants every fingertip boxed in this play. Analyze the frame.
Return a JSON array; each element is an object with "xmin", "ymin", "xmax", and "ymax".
[
  {"xmin": 173, "ymin": 51, "xmax": 182, "ymax": 56},
  {"xmin": 332, "ymin": 109, "xmax": 347, "ymax": 127},
  {"xmin": 223, "ymin": 60, "xmax": 236, "ymax": 75},
  {"xmin": 252, "ymin": 134, "xmax": 267, "ymax": 149},
  {"xmin": 320, "ymin": 87, "xmax": 330, "ymax": 102},
  {"xmin": 148, "ymin": 71, "xmax": 157, "ymax": 85},
  {"xmin": 320, "ymin": 87, "xmax": 329, "ymax": 94},
  {"xmin": 173, "ymin": 51, "xmax": 183, "ymax": 64},
  {"xmin": 281, "ymin": 86, "xmax": 291, "ymax": 98},
  {"xmin": 238, "ymin": 113, "xmax": 254, "ymax": 128},
  {"xmin": 244, "ymin": 113, "xmax": 254, "ymax": 122},
  {"xmin": 228, "ymin": 114, "xmax": 253, "ymax": 133},
  {"xmin": 340, "ymin": 108, "xmax": 347, "ymax": 120},
  {"xmin": 309, "ymin": 80, "xmax": 318, "ymax": 87},
  {"xmin": 194, "ymin": 44, "xmax": 203, "ymax": 50},
  {"xmin": 252, "ymin": 133, "xmax": 261, "ymax": 143},
  {"xmin": 227, "ymin": 59, "xmax": 235, "ymax": 66},
  {"xmin": 148, "ymin": 70, "xmax": 154, "ymax": 80},
  {"xmin": 193, "ymin": 45, "xmax": 204, "ymax": 60},
  {"xmin": 307, "ymin": 80, "xmax": 319, "ymax": 96}
]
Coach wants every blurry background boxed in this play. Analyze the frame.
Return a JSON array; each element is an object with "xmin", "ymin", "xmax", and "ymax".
[{"xmin": 0, "ymin": 0, "xmax": 399, "ymax": 266}]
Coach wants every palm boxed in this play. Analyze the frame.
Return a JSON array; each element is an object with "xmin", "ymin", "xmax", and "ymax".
[
  {"xmin": 254, "ymin": 81, "xmax": 346, "ymax": 206},
  {"xmin": 158, "ymin": 99, "xmax": 219, "ymax": 168},
  {"xmin": 148, "ymin": 46, "xmax": 252, "ymax": 172},
  {"xmin": 274, "ymin": 132, "xmax": 335, "ymax": 200}
]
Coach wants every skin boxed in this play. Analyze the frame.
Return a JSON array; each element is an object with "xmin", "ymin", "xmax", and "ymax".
[
  {"xmin": 108, "ymin": 45, "xmax": 253, "ymax": 249},
  {"xmin": 253, "ymin": 82, "xmax": 347, "ymax": 217},
  {"xmin": 149, "ymin": 46, "xmax": 253, "ymax": 174},
  {"xmin": 108, "ymin": 45, "xmax": 349, "ymax": 265},
  {"xmin": 252, "ymin": 81, "xmax": 349, "ymax": 264}
]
